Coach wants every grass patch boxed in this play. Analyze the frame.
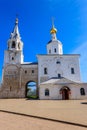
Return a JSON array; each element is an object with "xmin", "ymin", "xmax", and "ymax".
[{"xmin": 27, "ymin": 95, "xmax": 38, "ymax": 99}]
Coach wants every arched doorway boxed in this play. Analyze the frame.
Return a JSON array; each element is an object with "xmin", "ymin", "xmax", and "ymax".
[
  {"xmin": 25, "ymin": 81, "xmax": 38, "ymax": 99},
  {"xmin": 60, "ymin": 87, "xmax": 71, "ymax": 100}
]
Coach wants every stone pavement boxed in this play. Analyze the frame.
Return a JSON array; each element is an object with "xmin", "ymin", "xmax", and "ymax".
[
  {"xmin": 0, "ymin": 112, "xmax": 86, "ymax": 130},
  {"xmin": 0, "ymin": 99, "xmax": 87, "ymax": 128}
]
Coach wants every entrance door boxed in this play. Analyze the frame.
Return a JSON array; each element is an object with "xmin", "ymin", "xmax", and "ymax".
[
  {"xmin": 62, "ymin": 89, "xmax": 69, "ymax": 100},
  {"xmin": 60, "ymin": 87, "xmax": 70, "ymax": 100}
]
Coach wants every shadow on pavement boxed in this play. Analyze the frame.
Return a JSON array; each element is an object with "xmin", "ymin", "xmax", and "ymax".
[
  {"xmin": 0, "ymin": 110, "xmax": 87, "ymax": 128},
  {"xmin": 81, "ymin": 102, "xmax": 87, "ymax": 105}
]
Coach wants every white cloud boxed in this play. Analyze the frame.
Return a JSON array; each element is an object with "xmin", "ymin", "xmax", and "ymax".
[{"xmin": 72, "ymin": 42, "xmax": 87, "ymax": 82}]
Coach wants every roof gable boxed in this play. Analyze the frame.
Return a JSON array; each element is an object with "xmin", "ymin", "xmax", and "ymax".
[{"xmin": 40, "ymin": 77, "xmax": 81, "ymax": 85}]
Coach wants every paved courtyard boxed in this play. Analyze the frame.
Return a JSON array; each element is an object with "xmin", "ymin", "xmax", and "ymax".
[
  {"xmin": 0, "ymin": 99, "xmax": 87, "ymax": 129},
  {"xmin": 0, "ymin": 111, "xmax": 86, "ymax": 130}
]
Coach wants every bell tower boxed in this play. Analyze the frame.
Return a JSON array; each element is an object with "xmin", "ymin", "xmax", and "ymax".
[{"xmin": 4, "ymin": 18, "xmax": 24, "ymax": 65}]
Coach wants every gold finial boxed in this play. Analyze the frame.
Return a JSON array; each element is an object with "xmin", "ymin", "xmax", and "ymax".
[{"xmin": 50, "ymin": 17, "xmax": 57, "ymax": 34}]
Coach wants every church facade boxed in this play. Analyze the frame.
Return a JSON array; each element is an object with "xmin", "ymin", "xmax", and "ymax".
[{"xmin": 0, "ymin": 18, "xmax": 87, "ymax": 100}]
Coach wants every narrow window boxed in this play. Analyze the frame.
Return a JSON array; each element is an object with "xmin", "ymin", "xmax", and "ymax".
[
  {"xmin": 12, "ymin": 41, "xmax": 15, "ymax": 48},
  {"xmin": 25, "ymin": 70, "xmax": 27, "ymax": 74},
  {"xmin": 32, "ymin": 70, "xmax": 34, "ymax": 73},
  {"xmin": 49, "ymin": 50, "xmax": 51, "ymax": 54},
  {"xmin": 45, "ymin": 89, "xmax": 49, "ymax": 96},
  {"xmin": 54, "ymin": 48, "xmax": 56, "ymax": 53},
  {"xmin": 12, "ymin": 57, "xmax": 14, "ymax": 60},
  {"xmin": 44, "ymin": 68, "xmax": 47, "ymax": 74},
  {"xmin": 56, "ymin": 61, "xmax": 60, "ymax": 64},
  {"xmin": 58, "ymin": 74, "xmax": 61, "ymax": 78},
  {"xmin": 71, "ymin": 68, "xmax": 75, "ymax": 74},
  {"xmin": 10, "ymin": 86, "xmax": 12, "ymax": 91},
  {"xmin": 80, "ymin": 88, "xmax": 85, "ymax": 95},
  {"xmin": 18, "ymin": 43, "xmax": 20, "ymax": 49}
]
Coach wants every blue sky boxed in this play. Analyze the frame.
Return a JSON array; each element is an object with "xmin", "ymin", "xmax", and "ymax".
[{"xmin": 0, "ymin": 0, "xmax": 87, "ymax": 82}]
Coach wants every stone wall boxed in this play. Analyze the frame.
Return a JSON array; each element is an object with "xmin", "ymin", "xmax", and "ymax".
[{"xmin": 0, "ymin": 63, "xmax": 38, "ymax": 98}]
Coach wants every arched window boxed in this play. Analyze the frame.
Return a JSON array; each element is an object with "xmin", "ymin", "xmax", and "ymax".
[
  {"xmin": 54, "ymin": 48, "xmax": 57, "ymax": 53},
  {"xmin": 18, "ymin": 42, "xmax": 20, "ymax": 49},
  {"xmin": 12, "ymin": 41, "xmax": 15, "ymax": 48},
  {"xmin": 12, "ymin": 57, "xmax": 14, "ymax": 60},
  {"xmin": 45, "ymin": 89, "xmax": 49, "ymax": 96},
  {"xmin": 25, "ymin": 70, "xmax": 27, "ymax": 74},
  {"xmin": 49, "ymin": 50, "xmax": 51, "ymax": 54},
  {"xmin": 80, "ymin": 88, "xmax": 85, "ymax": 95},
  {"xmin": 58, "ymin": 74, "xmax": 61, "ymax": 78},
  {"xmin": 32, "ymin": 70, "xmax": 34, "ymax": 73},
  {"xmin": 71, "ymin": 68, "xmax": 75, "ymax": 74},
  {"xmin": 44, "ymin": 68, "xmax": 47, "ymax": 74}
]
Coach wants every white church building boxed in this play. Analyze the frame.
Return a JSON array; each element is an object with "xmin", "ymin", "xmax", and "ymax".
[{"xmin": 0, "ymin": 18, "xmax": 87, "ymax": 100}]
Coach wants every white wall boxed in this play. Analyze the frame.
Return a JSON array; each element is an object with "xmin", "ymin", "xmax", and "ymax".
[
  {"xmin": 39, "ymin": 84, "xmax": 87, "ymax": 100},
  {"xmin": 47, "ymin": 40, "xmax": 63, "ymax": 54},
  {"xmin": 37, "ymin": 54, "xmax": 81, "ymax": 84}
]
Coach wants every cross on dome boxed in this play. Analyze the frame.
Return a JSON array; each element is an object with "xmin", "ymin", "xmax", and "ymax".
[
  {"xmin": 50, "ymin": 18, "xmax": 57, "ymax": 34},
  {"xmin": 50, "ymin": 18, "xmax": 57, "ymax": 40}
]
